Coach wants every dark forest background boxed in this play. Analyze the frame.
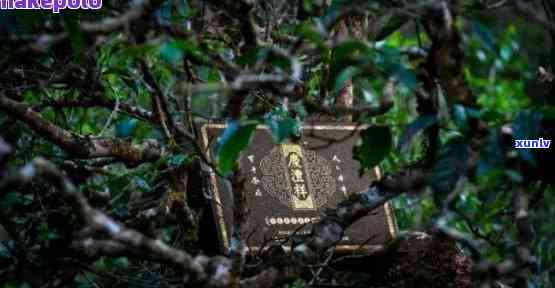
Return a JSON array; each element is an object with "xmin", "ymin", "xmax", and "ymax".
[{"xmin": 1, "ymin": 0, "xmax": 555, "ymax": 287}]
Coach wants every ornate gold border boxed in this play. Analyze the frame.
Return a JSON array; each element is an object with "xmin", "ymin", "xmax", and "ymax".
[{"xmin": 200, "ymin": 123, "xmax": 398, "ymax": 253}]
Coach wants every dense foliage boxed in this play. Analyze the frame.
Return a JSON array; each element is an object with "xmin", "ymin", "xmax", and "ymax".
[{"xmin": 1, "ymin": 0, "xmax": 555, "ymax": 287}]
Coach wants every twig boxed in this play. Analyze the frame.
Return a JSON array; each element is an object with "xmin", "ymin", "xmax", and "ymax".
[
  {"xmin": 293, "ymin": 168, "xmax": 427, "ymax": 260},
  {"xmin": 304, "ymin": 77, "xmax": 396, "ymax": 119},
  {"xmin": 140, "ymin": 61, "xmax": 175, "ymax": 142},
  {"xmin": 309, "ymin": 247, "xmax": 335, "ymax": 285},
  {"xmin": 0, "ymin": 95, "xmax": 162, "ymax": 164},
  {"xmin": 98, "ymin": 96, "xmax": 120, "ymax": 136},
  {"xmin": 34, "ymin": 97, "xmax": 155, "ymax": 122},
  {"xmin": 2, "ymin": 157, "xmax": 233, "ymax": 286},
  {"xmin": 0, "ymin": 0, "xmax": 166, "ymax": 71}
]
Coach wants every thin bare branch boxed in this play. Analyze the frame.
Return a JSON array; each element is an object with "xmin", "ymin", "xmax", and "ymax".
[
  {"xmin": 0, "ymin": 96, "xmax": 162, "ymax": 164},
  {"xmin": 294, "ymin": 168, "xmax": 427, "ymax": 259}
]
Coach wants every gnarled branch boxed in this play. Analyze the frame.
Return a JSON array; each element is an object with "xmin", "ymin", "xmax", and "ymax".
[
  {"xmin": 294, "ymin": 168, "xmax": 427, "ymax": 259},
  {"xmin": 0, "ymin": 96, "xmax": 162, "ymax": 164}
]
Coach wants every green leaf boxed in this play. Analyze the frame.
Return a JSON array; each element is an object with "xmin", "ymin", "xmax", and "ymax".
[
  {"xmin": 333, "ymin": 40, "xmax": 372, "ymax": 65},
  {"xmin": 159, "ymin": 41, "xmax": 183, "ymax": 64},
  {"xmin": 353, "ymin": 126, "xmax": 392, "ymax": 171},
  {"xmin": 0, "ymin": 240, "xmax": 13, "ymax": 257},
  {"xmin": 1, "ymin": 192, "xmax": 22, "ymax": 208},
  {"xmin": 114, "ymin": 44, "xmax": 157, "ymax": 65},
  {"xmin": 330, "ymin": 40, "xmax": 373, "ymax": 84},
  {"xmin": 176, "ymin": 40, "xmax": 206, "ymax": 62},
  {"xmin": 453, "ymin": 104, "xmax": 480, "ymax": 132},
  {"xmin": 334, "ymin": 66, "xmax": 361, "ymax": 93},
  {"xmin": 393, "ymin": 64, "xmax": 417, "ymax": 90},
  {"xmin": 264, "ymin": 107, "xmax": 302, "ymax": 143},
  {"xmin": 268, "ymin": 118, "xmax": 301, "ymax": 143},
  {"xmin": 431, "ymin": 136, "xmax": 469, "ymax": 201},
  {"xmin": 0, "ymin": 192, "xmax": 32, "ymax": 210},
  {"xmin": 398, "ymin": 114, "xmax": 438, "ymax": 152},
  {"xmin": 81, "ymin": 123, "xmax": 94, "ymax": 135},
  {"xmin": 296, "ymin": 23, "xmax": 327, "ymax": 51},
  {"xmin": 472, "ymin": 20, "xmax": 498, "ymax": 54},
  {"xmin": 157, "ymin": 0, "xmax": 173, "ymax": 22},
  {"xmin": 168, "ymin": 154, "xmax": 191, "ymax": 167},
  {"xmin": 215, "ymin": 121, "xmax": 258, "ymax": 175},
  {"xmin": 115, "ymin": 118, "xmax": 139, "ymax": 138},
  {"xmin": 377, "ymin": 45, "xmax": 416, "ymax": 89},
  {"xmin": 111, "ymin": 257, "xmax": 130, "ymax": 268}
]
